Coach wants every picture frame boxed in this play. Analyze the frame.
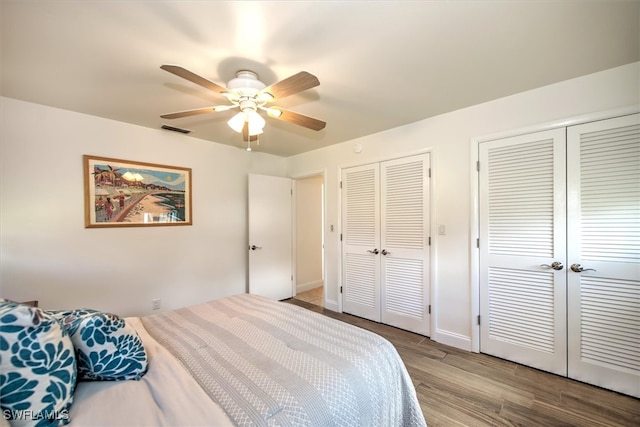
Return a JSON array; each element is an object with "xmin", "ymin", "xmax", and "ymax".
[{"xmin": 83, "ymin": 155, "xmax": 192, "ymax": 228}]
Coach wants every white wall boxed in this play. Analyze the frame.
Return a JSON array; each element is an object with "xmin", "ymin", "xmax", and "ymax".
[
  {"xmin": 1, "ymin": 63, "xmax": 637, "ymax": 342},
  {"xmin": 295, "ymin": 175, "xmax": 323, "ymax": 292},
  {"xmin": 286, "ymin": 62, "xmax": 640, "ymax": 350},
  {"xmin": 0, "ymin": 97, "xmax": 286, "ymax": 316}
]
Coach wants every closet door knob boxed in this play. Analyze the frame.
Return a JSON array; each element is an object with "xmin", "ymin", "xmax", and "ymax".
[
  {"xmin": 367, "ymin": 248, "xmax": 379, "ymax": 255},
  {"xmin": 570, "ymin": 263, "xmax": 596, "ymax": 273},
  {"xmin": 381, "ymin": 249, "xmax": 391, "ymax": 256},
  {"xmin": 540, "ymin": 261, "xmax": 563, "ymax": 270}
]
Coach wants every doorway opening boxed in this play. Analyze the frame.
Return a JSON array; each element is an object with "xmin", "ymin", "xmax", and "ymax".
[{"xmin": 293, "ymin": 173, "xmax": 325, "ymax": 307}]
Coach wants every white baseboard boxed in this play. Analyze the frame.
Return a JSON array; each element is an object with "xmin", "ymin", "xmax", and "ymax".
[
  {"xmin": 296, "ymin": 280, "xmax": 324, "ymax": 293},
  {"xmin": 433, "ymin": 329, "xmax": 473, "ymax": 352}
]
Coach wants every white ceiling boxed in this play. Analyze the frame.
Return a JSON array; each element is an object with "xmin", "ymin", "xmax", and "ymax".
[{"xmin": 2, "ymin": 1, "xmax": 638, "ymax": 157}]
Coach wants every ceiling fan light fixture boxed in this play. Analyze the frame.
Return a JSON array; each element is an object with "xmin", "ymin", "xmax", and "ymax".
[
  {"xmin": 266, "ymin": 107, "xmax": 283, "ymax": 118},
  {"xmin": 246, "ymin": 109, "xmax": 265, "ymax": 134},
  {"xmin": 227, "ymin": 111, "xmax": 246, "ymax": 133},
  {"xmin": 227, "ymin": 109, "xmax": 265, "ymax": 136},
  {"xmin": 248, "ymin": 125, "xmax": 264, "ymax": 136}
]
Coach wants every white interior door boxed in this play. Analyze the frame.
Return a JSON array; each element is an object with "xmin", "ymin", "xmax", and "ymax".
[
  {"xmin": 479, "ymin": 129, "xmax": 568, "ymax": 376},
  {"xmin": 566, "ymin": 113, "xmax": 640, "ymax": 397},
  {"xmin": 248, "ymin": 174, "xmax": 293, "ymax": 301},
  {"xmin": 380, "ymin": 154, "xmax": 431, "ymax": 336},
  {"xmin": 341, "ymin": 163, "xmax": 381, "ymax": 321}
]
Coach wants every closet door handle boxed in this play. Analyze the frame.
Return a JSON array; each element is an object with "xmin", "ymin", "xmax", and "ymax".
[
  {"xmin": 367, "ymin": 248, "xmax": 379, "ymax": 255},
  {"xmin": 570, "ymin": 263, "xmax": 596, "ymax": 273},
  {"xmin": 381, "ymin": 249, "xmax": 391, "ymax": 256},
  {"xmin": 540, "ymin": 261, "xmax": 563, "ymax": 271},
  {"xmin": 249, "ymin": 245, "xmax": 262, "ymax": 251}
]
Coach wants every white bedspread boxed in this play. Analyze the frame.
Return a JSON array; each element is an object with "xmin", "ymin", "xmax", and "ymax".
[
  {"xmin": 141, "ymin": 294, "xmax": 426, "ymax": 427},
  {"xmin": 69, "ymin": 317, "xmax": 233, "ymax": 426},
  {"xmin": 68, "ymin": 295, "xmax": 426, "ymax": 426}
]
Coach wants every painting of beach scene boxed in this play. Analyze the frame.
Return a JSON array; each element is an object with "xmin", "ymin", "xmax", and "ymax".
[{"xmin": 84, "ymin": 155, "xmax": 192, "ymax": 227}]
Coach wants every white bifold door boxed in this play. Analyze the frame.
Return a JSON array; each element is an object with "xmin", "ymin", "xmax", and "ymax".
[
  {"xmin": 566, "ymin": 115, "xmax": 640, "ymax": 397},
  {"xmin": 479, "ymin": 113, "xmax": 640, "ymax": 397},
  {"xmin": 342, "ymin": 153, "xmax": 431, "ymax": 336},
  {"xmin": 479, "ymin": 128, "xmax": 568, "ymax": 375}
]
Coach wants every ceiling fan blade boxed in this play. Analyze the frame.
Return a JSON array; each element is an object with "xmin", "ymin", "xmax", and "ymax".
[
  {"xmin": 242, "ymin": 122, "xmax": 259, "ymax": 142},
  {"xmin": 270, "ymin": 107, "xmax": 326, "ymax": 131},
  {"xmin": 160, "ymin": 65, "xmax": 228, "ymax": 94},
  {"xmin": 161, "ymin": 104, "xmax": 237, "ymax": 119},
  {"xmin": 160, "ymin": 107, "xmax": 216, "ymax": 119},
  {"xmin": 261, "ymin": 71, "xmax": 320, "ymax": 100}
]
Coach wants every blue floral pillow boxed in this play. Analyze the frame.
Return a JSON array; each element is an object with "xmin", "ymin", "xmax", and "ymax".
[
  {"xmin": 48, "ymin": 310, "xmax": 147, "ymax": 381},
  {"xmin": 0, "ymin": 299, "xmax": 76, "ymax": 427}
]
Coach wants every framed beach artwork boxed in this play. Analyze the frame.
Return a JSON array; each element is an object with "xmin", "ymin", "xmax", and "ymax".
[{"xmin": 83, "ymin": 155, "xmax": 192, "ymax": 228}]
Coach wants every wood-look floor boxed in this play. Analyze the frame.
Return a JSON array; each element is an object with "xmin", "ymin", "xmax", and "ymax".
[{"xmin": 285, "ymin": 296, "xmax": 640, "ymax": 427}]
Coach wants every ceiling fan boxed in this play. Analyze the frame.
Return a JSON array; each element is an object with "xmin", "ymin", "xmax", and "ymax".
[{"xmin": 160, "ymin": 65, "xmax": 326, "ymax": 142}]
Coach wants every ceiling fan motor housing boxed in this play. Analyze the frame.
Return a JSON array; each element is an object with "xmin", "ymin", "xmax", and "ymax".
[{"xmin": 227, "ymin": 70, "xmax": 266, "ymax": 96}]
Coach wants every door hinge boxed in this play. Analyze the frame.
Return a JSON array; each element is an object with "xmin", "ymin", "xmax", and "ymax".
[
  {"xmin": 476, "ymin": 238, "xmax": 480, "ymax": 248},
  {"xmin": 476, "ymin": 161, "xmax": 480, "ymax": 172},
  {"xmin": 428, "ymin": 236, "xmax": 431, "ymax": 246},
  {"xmin": 428, "ymin": 305, "xmax": 431, "ymax": 314},
  {"xmin": 291, "ymin": 275, "xmax": 293, "ymax": 281},
  {"xmin": 340, "ymin": 286, "xmax": 343, "ymax": 294},
  {"xmin": 340, "ymin": 181, "xmax": 342, "ymax": 189},
  {"xmin": 340, "ymin": 233, "xmax": 343, "ymax": 241},
  {"xmin": 477, "ymin": 315, "xmax": 481, "ymax": 325},
  {"xmin": 428, "ymin": 168, "xmax": 431, "ymax": 178}
]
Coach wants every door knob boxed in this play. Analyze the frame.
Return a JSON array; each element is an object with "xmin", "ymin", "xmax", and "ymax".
[
  {"xmin": 367, "ymin": 248, "xmax": 379, "ymax": 254},
  {"xmin": 381, "ymin": 249, "xmax": 391, "ymax": 256},
  {"xmin": 249, "ymin": 245, "xmax": 262, "ymax": 251},
  {"xmin": 540, "ymin": 261, "xmax": 564, "ymax": 271},
  {"xmin": 570, "ymin": 263, "xmax": 596, "ymax": 273}
]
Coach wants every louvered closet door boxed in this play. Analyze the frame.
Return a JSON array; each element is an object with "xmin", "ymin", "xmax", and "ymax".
[
  {"xmin": 479, "ymin": 129, "xmax": 568, "ymax": 375},
  {"xmin": 566, "ymin": 113, "xmax": 640, "ymax": 397},
  {"xmin": 380, "ymin": 154, "xmax": 430, "ymax": 335},
  {"xmin": 342, "ymin": 163, "xmax": 381, "ymax": 321}
]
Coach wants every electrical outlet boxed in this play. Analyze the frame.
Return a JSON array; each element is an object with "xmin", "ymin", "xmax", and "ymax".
[{"xmin": 152, "ymin": 298, "xmax": 161, "ymax": 310}]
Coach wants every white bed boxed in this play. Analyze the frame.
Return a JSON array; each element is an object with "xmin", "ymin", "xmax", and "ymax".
[{"xmin": 68, "ymin": 294, "xmax": 426, "ymax": 426}]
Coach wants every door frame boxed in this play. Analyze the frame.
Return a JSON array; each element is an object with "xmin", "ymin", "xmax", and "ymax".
[{"xmin": 469, "ymin": 106, "xmax": 639, "ymax": 353}]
